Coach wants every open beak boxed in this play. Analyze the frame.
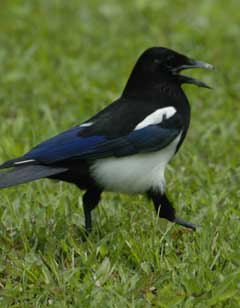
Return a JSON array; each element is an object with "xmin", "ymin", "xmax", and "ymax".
[{"xmin": 173, "ymin": 58, "xmax": 215, "ymax": 89}]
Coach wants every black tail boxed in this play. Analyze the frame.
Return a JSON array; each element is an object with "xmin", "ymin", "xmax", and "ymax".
[{"xmin": 0, "ymin": 165, "xmax": 67, "ymax": 189}]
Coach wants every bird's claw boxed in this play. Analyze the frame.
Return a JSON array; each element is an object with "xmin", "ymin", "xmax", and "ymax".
[{"xmin": 173, "ymin": 217, "xmax": 197, "ymax": 231}]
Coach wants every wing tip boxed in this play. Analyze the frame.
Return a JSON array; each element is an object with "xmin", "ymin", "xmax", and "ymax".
[{"xmin": 0, "ymin": 158, "xmax": 37, "ymax": 170}]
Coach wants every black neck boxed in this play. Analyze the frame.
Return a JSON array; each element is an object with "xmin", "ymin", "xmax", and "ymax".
[{"xmin": 122, "ymin": 69, "xmax": 183, "ymax": 101}]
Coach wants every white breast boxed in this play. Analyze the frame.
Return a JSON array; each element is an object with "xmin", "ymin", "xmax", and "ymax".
[{"xmin": 90, "ymin": 134, "xmax": 181, "ymax": 194}]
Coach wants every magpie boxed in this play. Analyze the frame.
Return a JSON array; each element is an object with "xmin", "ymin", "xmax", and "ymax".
[{"xmin": 0, "ymin": 47, "xmax": 214, "ymax": 232}]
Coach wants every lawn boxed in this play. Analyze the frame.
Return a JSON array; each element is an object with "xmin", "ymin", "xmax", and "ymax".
[{"xmin": 0, "ymin": 0, "xmax": 239, "ymax": 307}]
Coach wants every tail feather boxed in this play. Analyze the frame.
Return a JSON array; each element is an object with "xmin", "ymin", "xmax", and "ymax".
[{"xmin": 0, "ymin": 165, "xmax": 67, "ymax": 189}]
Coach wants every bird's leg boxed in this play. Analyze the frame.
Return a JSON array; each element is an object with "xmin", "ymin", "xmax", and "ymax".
[
  {"xmin": 149, "ymin": 191, "xmax": 196, "ymax": 231},
  {"xmin": 81, "ymin": 187, "xmax": 102, "ymax": 233}
]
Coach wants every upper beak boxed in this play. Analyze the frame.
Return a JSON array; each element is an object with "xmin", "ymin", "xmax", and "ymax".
[
  {"xmin": 173, "ymin": 58, "xmax": 215, "ymax": 89},
  {"xmin": 177, "ymin": 59, "xmax": 215, "ymax": 71}
]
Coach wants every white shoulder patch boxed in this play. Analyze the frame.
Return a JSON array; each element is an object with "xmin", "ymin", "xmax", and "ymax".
[
  {"xmin": 135, "ymin": 107, "xmax": 177, "ymax": 130},
  {"xmin": 79, "ymin": 122, "xmax": 93, "ymax": 128}
]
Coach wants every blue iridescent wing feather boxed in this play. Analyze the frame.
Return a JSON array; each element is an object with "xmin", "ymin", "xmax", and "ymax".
[{"xmin": 23, "ymin": 123, "xmax": 181, "ymax": 164}]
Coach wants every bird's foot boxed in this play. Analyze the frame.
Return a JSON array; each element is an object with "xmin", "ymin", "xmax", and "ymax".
[{"xmin": 173, "ymin": 217, "xmax": 197, "ymax": 231}]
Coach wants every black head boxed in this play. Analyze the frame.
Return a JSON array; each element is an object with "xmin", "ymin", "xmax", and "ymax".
[{"xmin": 123, "ymin": 47, "xmax": 214, "ymax": 97}]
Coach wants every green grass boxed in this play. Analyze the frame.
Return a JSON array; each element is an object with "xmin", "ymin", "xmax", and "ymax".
[{"xmin": 0, "ymin": 0, "xmax": 239, "ymax": 307}]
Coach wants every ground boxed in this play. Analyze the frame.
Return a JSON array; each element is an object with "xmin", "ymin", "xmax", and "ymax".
[{"xmin": 0, "ymin": 0, "xmax": 239, "ymax": 307}]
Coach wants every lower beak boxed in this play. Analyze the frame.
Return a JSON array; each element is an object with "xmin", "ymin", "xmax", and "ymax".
[
  {"xmin": 178, "ymin": 75, "xmax": 213, "ymax": 89},
  {"xmin": 174, "ymin": 59, "xmax": 215, "ymax": 89}
]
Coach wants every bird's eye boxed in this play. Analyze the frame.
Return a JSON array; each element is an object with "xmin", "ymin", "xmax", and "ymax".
[
  {"xmin": 154, "ymin": 59, "xmax": 161, "ymax": 64},
  {"xmin": 166, "ymin": 54, "xmax": 174, "ymax": 61}
]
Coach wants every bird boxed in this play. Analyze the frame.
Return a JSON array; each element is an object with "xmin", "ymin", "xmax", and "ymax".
[{"xmin": 0, "ymin": 47, "xmax": 214, "ymax": 233}]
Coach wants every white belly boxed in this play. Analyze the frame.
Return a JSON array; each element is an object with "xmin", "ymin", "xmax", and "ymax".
[{"xmin": 90, "ymin": 135, "xmax": 181, "ymax": 194}]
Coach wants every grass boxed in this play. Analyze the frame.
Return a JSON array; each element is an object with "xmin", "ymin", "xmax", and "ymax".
[{"xmin": 0, "ymin": 0, "xmax": 239, "ymax": 307}]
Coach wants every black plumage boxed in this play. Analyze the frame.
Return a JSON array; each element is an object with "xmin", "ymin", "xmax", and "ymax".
[{"xmin": 0, "ymin": 47, "xmax": 214, "ymax": 232}]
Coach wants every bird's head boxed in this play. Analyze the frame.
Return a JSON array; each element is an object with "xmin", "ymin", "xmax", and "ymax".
[{"xmin": 123, "ymin": 47, "xmax": 214, "ymax": 97}]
